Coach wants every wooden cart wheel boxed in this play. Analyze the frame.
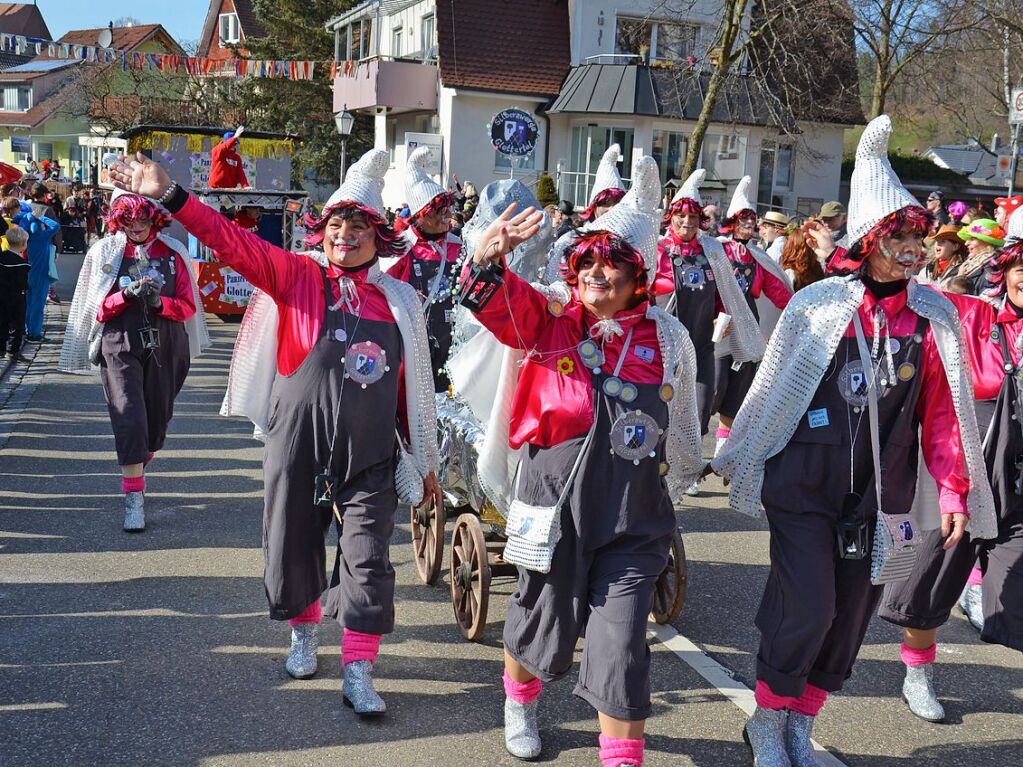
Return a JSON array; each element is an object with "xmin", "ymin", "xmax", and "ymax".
[
  {"xmin": 450, "ymin": 513, "xmax": 491, "ymax": 641},
  {"xmin": 651, "ymin": 528, "xmax": 688, "ymax": 625},
  {"xmin": 411, "ymin": 499, "xmax": 446, "ymax": 585}
]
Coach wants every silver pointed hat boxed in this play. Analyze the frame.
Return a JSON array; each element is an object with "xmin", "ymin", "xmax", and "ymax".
[
  {"xmin": 671, "ymin": 168, "xmax": 705, "ymax": 206},
  {"xmin": 581, "ymin": 154, "xmax": 662, "ymax": 279},
  {"xmin": 726, "ymin": 175, "xmax": 755, "ymax": 218},
  {"xmin": 846, "ymin": 115, "xmax": 921, "ymax": 245},
  {"xmin": 324, "ymin": 148, "xmax": 389, "ymax": 218},
  {"xmin": 588, "ymin": 143, "xmax": 625, "ymax": 205},
  {"xmin": 404, "ymin": 146, "xmax": 447, "ymax": 218}
]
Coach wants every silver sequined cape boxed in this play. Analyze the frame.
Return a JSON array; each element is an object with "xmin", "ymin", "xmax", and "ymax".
[
  {"xmin": 712, "ymin": 275, "xmax": 997, "ymax": 541},
  {"xmin": 59, "ymin": 232, "xmax": 211, "ymax": 375}
]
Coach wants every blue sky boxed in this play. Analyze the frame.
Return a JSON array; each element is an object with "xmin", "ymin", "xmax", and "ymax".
[{"xmin": 39, "ymin": 0, "xmax": 212, "ymax": 48}]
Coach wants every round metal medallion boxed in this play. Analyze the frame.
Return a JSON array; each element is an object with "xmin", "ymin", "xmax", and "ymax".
[
  {"xmin": 897, "ymin": 362, "xmax": 916, "ymax": 382},
  {"xmin": 838, "ymin": 359, "xmax": 869, "ymax": 407},
  {"xmin": 102, "ymin": 263, "xmax": 113, "ymax": 274},
  {"xmin": 619, "ymin": 382, "xmax": 639, "ymax": 403},
  {"xmin": 610, "ymin": 410, "xmax": 660, "ymax": 463},
  {"xmin": 682, "ymin": 265, "xmax": 706, "ymax": 289},
  {"xmin": 548, "ymin": 300, "xmax": 565, "ymax": 317},
  {"xmin": 888, "ymin": 338, "xmax": 901, "ymax": 355},
  {"xmin": 344, "ymin": 341, "xmax": 388, "ymax": 386},
  {"xmin": 602, "ymin": 376, "xmax": 624, "ymax": 398},
  {"xmin": 334, "ymin": 328, "xmax": 348, "ymax": 343},
  {"xmin": 659, "ymin": 383, "xmax": 675, "ymax": 402},
  {"xmin": 577, "ymin": 339, "xmax": 604, "ymax": 368}
]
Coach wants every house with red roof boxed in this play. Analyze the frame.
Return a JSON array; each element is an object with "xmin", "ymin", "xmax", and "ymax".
[
  {"xmin": 328, "ymin": 1, "xmax": 861, "ymax": 214},
  {"xmin": 0, "ymin": 21, "xmax": 184, "ymax": 185},
  {"xmin": 197, "ymin": 0, "xmax": 267, "ymax": 64}
]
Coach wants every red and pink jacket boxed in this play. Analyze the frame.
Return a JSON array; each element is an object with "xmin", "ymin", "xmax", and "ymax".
[{"xmin": 97, "ymin": 238, "xmax": 196, "ymax": 324}]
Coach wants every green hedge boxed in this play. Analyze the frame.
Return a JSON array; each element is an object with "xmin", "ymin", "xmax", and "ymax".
[{"xmin": 841, "ymin": 153, "xmax": 969, "ymax": 185}]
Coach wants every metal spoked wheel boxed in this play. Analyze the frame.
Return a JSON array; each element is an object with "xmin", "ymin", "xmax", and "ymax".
[
  {"xmin": 450, "ymin": 512, "xmax": 491, "ymax": 641},
  {"xmin": 411, "ymin": 499, "xmax": 446, "ymax": 585},
  {"xmin": 651, "ymin": 527, "xmax": 688, "ymax": 625}
]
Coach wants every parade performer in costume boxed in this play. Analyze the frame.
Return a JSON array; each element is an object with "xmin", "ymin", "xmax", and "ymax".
[
  {"xmin": 652, "ymin": 169, "xmax": 764, "ymax": 496},
  {"xmin": 955, "ymin": 218, "xmax": 1005, "ymax": 296},
  {"xmin": 59, "ymin": 190, "xmax": 210, "ymax": 531},
  {"xmin": 463, "ymin": 156, "xmax": 704, "ymax": 766},
  {"xmin": 387, "ymin": 146, "xmax": 463, "ymax": 390},
  {"xmin": 578, "ymin": 144, "xmax": 626, "ymax": 223},
  {"xmin": 542, "ymin": 145, "xmax": 626, "ymax": 284},
  {"xmin": 712, "ymin": 115, "xmax": 996, "ymax": 766},
  {"xmin": 713, "ymin": 176, "xmax": 793, "ymax": 454},
  {"xmin": 108, "ymin": 148, "xmax": 440, "ymax": 716},
  {"xmin": 878, "ymin": 204, "xmax": 1023, "ymax": 723},
  {"xmin": 208, "ymin": 126, "xmax": 250, "ymax": 190}
]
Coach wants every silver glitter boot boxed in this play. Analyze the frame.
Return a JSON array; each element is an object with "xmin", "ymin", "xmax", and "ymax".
[
  {"xmin": 785, "ymin": 712, "xmax": 819, "ymax": 767},
  {"xmin": 959, "ymin": 584, "xmax": 984, "ymax": 631},
  {"xmin": 504, "ymin": 697, "xmax": 541, "ymax": 760},
  {"xmin": 743, "ymin": 707, "xmax": 792, "ymax": 767},
  {"xmin": 284, "ymin": 623, "xmax": 319, "ymax": 679},
  {"xmin": 123, "ymin": 491, "xmax": 145, "ymax": 532},
  {"xmin": 342, "ymin": 659, "xmax": 386, "ymax": 716},
  {"xmin": 684, "ymin": 479, "xmax": 701, "ymax": 497},
  {"xmin": 902, "ymin": 664, "xmax": 945, "ymax": 722}
]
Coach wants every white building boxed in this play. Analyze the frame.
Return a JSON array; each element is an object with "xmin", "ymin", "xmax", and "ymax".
[{"xmin": 327, "ymin": 0, "xmax": 860, "ymax": 215}]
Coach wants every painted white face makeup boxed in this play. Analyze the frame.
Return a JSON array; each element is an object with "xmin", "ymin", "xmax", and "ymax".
[
  {"xmin": 1006, "ymin": 264, "xmax": 1023, "ymax": 309},
  {"xmin": 868, "ymin": 225, "xmax": 926, "ymax": 282},
  {"xmin": 672, "ymin": 212, "xmax": 701, "ymax": 242}
]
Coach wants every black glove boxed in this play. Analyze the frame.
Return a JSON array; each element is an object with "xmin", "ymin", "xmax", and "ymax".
[
  {"xmin": 122, "ymin": 279, "xmax": 150, "ymax": 301},
  {"xmin": 145, "ymin": 287, "xmax": 162, "ymax": 309}
]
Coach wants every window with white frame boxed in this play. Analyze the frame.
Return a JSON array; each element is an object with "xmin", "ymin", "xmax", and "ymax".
[
  {"xmin": 421, "ymin": 14, "xmax": 435, "ymax": 58},
  {"xmin": 219, "ymin": 13, "xmax": 240, "ymax": 45},
  {"xmin": 3, "ymin": 85, "xmax": 31, "ymax": 112},
  {"xmin": 701, "ymin": 132, "xmax": 747, "ymax": 179},
  {"xmin": 615, "ymin": 17, "xmax": 698, "ymax": 64},
  {"xmin": 652, "ymin": 129, "xmax": 687, "ymax": 187},
  {"xmin": 392, "ymin": 26, "xmax": 403, "ymax": 57}
]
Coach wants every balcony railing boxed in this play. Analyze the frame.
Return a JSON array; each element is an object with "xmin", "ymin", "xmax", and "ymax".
[{"xmin": 332, "ymin": 56, "xmax": 438, "ymax": 113}]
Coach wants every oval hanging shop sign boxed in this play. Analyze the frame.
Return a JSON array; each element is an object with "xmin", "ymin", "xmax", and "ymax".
[{"xmin": 490, "ymin": 109, "xmax": 539, "ymax": 156}]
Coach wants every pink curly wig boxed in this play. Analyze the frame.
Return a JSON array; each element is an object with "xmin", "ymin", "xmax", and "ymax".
[
  {"xmin": 413, "ymin": 191, "xmax": 456, "ymax": 224},
  {"xmin": 303, "ymin": 201, "xmax": 404, "ymax": 257},
  {"xmin": 662, "ymin": 197, "xmax": 709, "ymax": 231},
  {"xmin": 827, "ymin": 206, "xmax": 933, "ymax": 276},
  {"xmin": 579, "ymin": 187, "xmax": 626, "ymax": 223},
  {"xmin": 981, "ymin": 240, "xmax": 1023, "ymax": 295},
  {"xmin": 104, "ymin": 194, "xmax": 169, "ymax": 236},
  {"xmin": 718, "ymin": 209, "xmax": 757, "ymax": 237},
  {"xmin": 947, "ymin": 200, "xmax": 968, "ymax": 220},
  {"xmin": 563, "ymin": 230, "xmax": 649, "ymax": 302}
]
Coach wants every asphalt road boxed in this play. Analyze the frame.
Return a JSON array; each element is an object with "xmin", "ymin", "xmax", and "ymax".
[{"xmin": 0, "ymin": 253, "xmax": 1020, "ymax": 767}]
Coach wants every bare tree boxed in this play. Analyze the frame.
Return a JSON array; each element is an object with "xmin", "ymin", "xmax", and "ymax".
[
  {"xmin": 649, "ymin": 0, "xmax": 861, "ymax": 175},
  {"xmin": 847, "ymin": 0, "xmax": 982, "ymax": 118}
]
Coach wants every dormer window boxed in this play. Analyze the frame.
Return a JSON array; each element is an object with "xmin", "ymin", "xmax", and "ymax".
[
  {"xmin": 615, "ymin": 17, "xmax": 698, "ymax": 64},
  {"xmin": 3, "ymin": 85, "xmax": 32, "ymax": 112},
  {"xmin": 219, "ymin": 13, "xmax": 241, "ymax": 45}
]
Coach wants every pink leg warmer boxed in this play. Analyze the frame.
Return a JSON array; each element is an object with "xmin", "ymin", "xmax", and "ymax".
[
  {"xmin": 288, "ymin": 600, "xmax": 322, "ymax": 627},
  {"xmin": 754, "ymin": 680, "xmax": 796, "ymax": 711},
  {"xmin": 122, "ymin": 476, "xmax": 145, "ymax": 493},
  {"xmin": 598, "ymin": 735, "xmax": 645, "ymax": 767},
  {"xmin": 900, "ymin": 642, "xmax": 937, "ymax": 667},
  {"xmin": 789, "ymin": 684, "xmax": 828, "ymax": 717},
  {"xmin": 502, "ymin": 669, "xmax": 542, "ymax": 704},
  {"xmin": 341, "ymin": 628, "xmax": 380, "ymax": 666},
  {"xmin": 968, "ymin": 566, "xmax": 984, "ymax": 586},
  {"xmin": 715, "ymin": 426, "xmax": 731, "ymax": 439}
]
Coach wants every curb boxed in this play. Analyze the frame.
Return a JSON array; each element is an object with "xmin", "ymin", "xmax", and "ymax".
[{"xmin": 0, "ymin": 299, "xmax": 67, "ymax": 450}]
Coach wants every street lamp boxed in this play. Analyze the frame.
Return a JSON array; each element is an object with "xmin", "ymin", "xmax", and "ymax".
[{"xmin": 334, "ymin": 105, "xmax": 355, "ymax": 183}]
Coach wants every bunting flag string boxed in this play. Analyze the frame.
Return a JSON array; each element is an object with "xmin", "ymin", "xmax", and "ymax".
[{"xmin": 0, "ymin": 32, "xmax": 327, "ymax": 82}]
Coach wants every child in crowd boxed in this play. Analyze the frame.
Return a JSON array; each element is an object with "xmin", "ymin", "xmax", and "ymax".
[{"xmin": 0, "ymin": 226, "xmax": 31, "ymax": 361}]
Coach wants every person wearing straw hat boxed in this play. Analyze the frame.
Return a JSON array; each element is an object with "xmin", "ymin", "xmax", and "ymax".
[
  {"xmin": 58, "ymin": 189, "xmax": 210, "ymax": 532},
  {"xmin": 652, "ymin": 169, "xmax": 765, "ymax": 450},
  {"xmin": 714, "ymin": 176, "xmax": 793, "ymax": 454},
  {"xmin": 877, "ymin": 203, "xmax": 1023, "ymax": 722},
  {"xmin": 758, "ymin": 210, "xmax": 790, "ymax": 262},
  {"xmin": 107, "ymin": 148, "xmax": 441, "ymax": 716},
  {"xmin": 388, "ymin": 146, "xmax": 463, "ymax": 391},
  {"xmin": 712, "ymin": 115, "xmax": 995, "ymax": 766},
  {"xmin": 464, "ymin": 156, "xmax": 703, "ymax": 766},
  {"xmin": 955, "ymin": 218, "xmax": 1006, "ymax": 296},
  {"xmin": 923, "ymin": 224, "xmax": 969, "ymax": 287}
]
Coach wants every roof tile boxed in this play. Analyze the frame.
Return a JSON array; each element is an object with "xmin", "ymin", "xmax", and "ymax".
[{"xmin": 436, "ymin": 0, "xmax": 570, "ymax": 96}]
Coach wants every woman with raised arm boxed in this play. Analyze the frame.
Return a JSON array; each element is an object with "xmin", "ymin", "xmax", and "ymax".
[
  {"xmin": 59, "ymin": 190, "xmax": 209, "ymax": 532},
  {"xmin": 462, "ymin": 156, "xmax": 703, "ymax": 767},
  {"xmin": 712, "ymin": 116, "xmax": 996, "ymax": 766},
  {"xmin": 108, "ymin": 149, "xmax": 440, "ymax": 717}
]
